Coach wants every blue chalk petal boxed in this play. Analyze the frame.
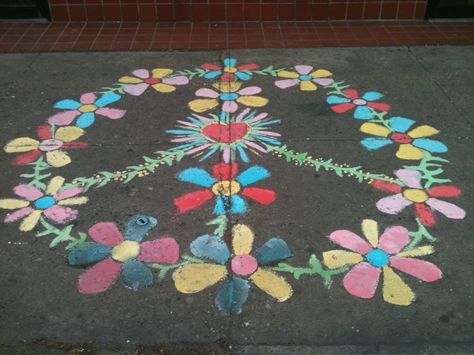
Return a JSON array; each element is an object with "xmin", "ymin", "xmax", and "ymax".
[
  {"xmin": 213, "ymin": 196, "xmax": 228, "ymax": 215},
  {"xmin": 327, "ymin": 95, "xmax": 351, "ymax": 105},
  {"xmin": 76, "ymin": 112, "xmax": 96, "ymax": 128},
  {"xmin": 236, "ymin": 166, "xmax": 270, "ymax": 186},
  {"xmin": 237, "ymin": 145, "xmax": 250, "ymax": 163},
  {"xmin": 125, "ymin": 215, "xmax": 158, "ymax": 242},
  {"xmin": 231, "ymin": 195, "xmax": 247, "ymax": 215},
  {"xmin": 412, "ymin": 138, "xmax": 448, "ymax": 153},
  {"xmin": 121, "ymin": 260, "xmax": 153, "ymax": 291},
  {"xmin": 94, "ymin": 93, "xmax": 121, "ymax": 108},
  {"xmin": 54, "ymin": 99, "xmax": 81, "ymax": 110},
  {"xmin": 354, "ymin": 105, "xmax": 374, "ymax": 120},
  {"xmin": 255, "ymin": 238, "xmax": 293, "ymax": 266},
  {"xmin": 190, "ymin": 234, "xmax": 230, "ymax": 264},
  {"xmin": 388, "ymin": 117, "xmax": 416, "ymax": 133},
  {"xmin": 360, "ymin": 137, "xmax": 393, "ymax": 151},
  {"xmin": 68, "ymin": 242, "xmax": 111, "ymax": 266},
  {"xmin": 215, "ymin": 277, "xmax": 250, "ymax": 315},
  {"xmin": 204, "ymin": 70, "xmax": 222, "ymax": 79},
  {"xmin": 224, "ymin": 58, "xmax": 237, "ymax": 68},
  {"xmin": 362, "ymin": 91, "xmax": 383, "ymax": 101},
  {"xmin": 235, "ymin": 71, "xmax": 252, "ymax": 81},
  {"xmin": 178, "ymin": 168, "xmax": 217, "ymax": 187}
]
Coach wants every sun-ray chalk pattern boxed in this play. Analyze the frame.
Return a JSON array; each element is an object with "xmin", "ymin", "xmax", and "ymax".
[{"xmin": 0, "ymin": 59, "xmax": 466, "ymax": 315}]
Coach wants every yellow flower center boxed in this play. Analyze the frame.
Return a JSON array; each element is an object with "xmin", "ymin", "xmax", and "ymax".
[
  {"xmin": 403, "ymin": 188, "xmax": 429, "ymax": 203},
  {"xmin": 224, "ymin": 67, "xmax": 238, "ymax": 73},
  {"xmin": 211, "ymin": 180, "xmax": 241, "ymax": 196},
  {"xmin": 79, "ymin": 104, "xmax": 98, "ymax": 113},
  {"xmin": 111, "ymin": 240, "xmax": 140, "ymax": 262}
]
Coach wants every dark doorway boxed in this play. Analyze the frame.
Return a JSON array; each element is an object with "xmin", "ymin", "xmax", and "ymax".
[
  {"xmin": 427, "ymin": 0, "xmax": 474, "ymax": 19},
  {"xmin": 0, "ymin": 0, "xmax": 50, "ymax": 21}
]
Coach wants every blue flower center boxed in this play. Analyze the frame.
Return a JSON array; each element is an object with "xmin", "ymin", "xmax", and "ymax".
[
  {"xmin": 34, "ymin": 196, "xmax": 57, "ymax": 210},
  {"xmin": 299, "ymin": 75, "xmax": 312, "ymax": 81},
  {"xmin": 220, "ymin": 93, "xmax": 239, "ymax": 101},
  {"xmin": 366, "ymin": 249, "xmax": 389, "ymax": 268}
]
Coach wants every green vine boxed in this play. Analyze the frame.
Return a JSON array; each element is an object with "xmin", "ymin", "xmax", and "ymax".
[
  {"xmin": 245, "ymin": 66, "xmax": 285, "ymax": 77},
  {"xmin": 206, "ymin": 215, "xmax": 228, "ymax": 238},
  {"xmin": 170, "ymin": 68, "xmax": 211, "ymax": 79},
  {"xmin": 149, "ymin": 255, "xmax": 204, "ymax": 280},
  {"xmin": 19, "ymin": 157, "xmax": 52, "ymax": 190},
  {"xmin": 368, "ymin": 109, "xmax": 393, "ymax": 131},
  {"xmin": 403, "ymin": 152, "xmax": 451, "ymax": 189},
  {"xmin": 97, "ymin": 83, "xmax": 128, "ymax": 95},
  {"xmin": 325, "ymin": 81, "xmax": 351, "ymax": 96},
  {"xmin": 36, "ymin": 217, "xmax": 87, "ymax": 249},
  {"xmin": 406, "ymin": 217, "xmax": 437, "ymax": 251}
]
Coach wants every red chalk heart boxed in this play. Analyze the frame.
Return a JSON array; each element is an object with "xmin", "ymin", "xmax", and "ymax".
[{"xmin": 202, "ymin": 123, "xmax": 249, "ymax": 143}]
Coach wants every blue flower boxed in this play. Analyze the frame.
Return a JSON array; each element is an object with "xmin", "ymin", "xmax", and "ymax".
[{"xmin": 327, "ymin": 89, "xmax": 391, "ymax": 120}]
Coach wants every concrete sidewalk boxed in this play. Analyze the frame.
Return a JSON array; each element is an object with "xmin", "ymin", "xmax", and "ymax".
[{"xmin": 0, "ymin": 47, "xmax": 473, "ymax": 354}]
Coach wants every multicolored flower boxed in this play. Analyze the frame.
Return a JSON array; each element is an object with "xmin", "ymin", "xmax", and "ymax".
[
  {"xmin": 372, "ymin": 169, "xmax": 465, "ymax": 227},
  {"xmin": 202, "ymin": 58, "xmax": 259, "ymax": 82},
  {"xmin": 323, "ymin": 219, "xmax": 442, "ymax": 305},
  {"xmin": 0, "ymin": 176, "xmax": 87, "ymax": 232},
  {"xmin": 3, "ymin": 125, "xmax": 89, "ymax": 167},
  {"xmin": 48, "ymin": 92, "xmax": 126, "ymax": 129},
  {"xmin": 173, "ymin": 224, "xmax": 293, "ymax": 315},
  {"xmin": 68, "ymin": 215, "xmax": 180, "ymax": 294},
  {"xmin": 275, "ymin": 65, "xmax": 333, "ymax": 91},
  {"xmin": 360, "ymin": 117, "xmax": 447, "ymax": 160},
  {"xmin": 174, "ymin": 163, "xmax": 276, "ymax": 215},
  {"xmin": 118, "ymin": 68, "xmax": 189, "ymax": 96},
  {"xmin": 327, "ymin": 89, "xmax": 391, "ymax": 120},
  {"xmin": 167, "ymin": 109, "xmax": 281, "ymax": 163},
  {"xmin": 188, "ymin": 82, "xmax": 268, "ymax": 113}
]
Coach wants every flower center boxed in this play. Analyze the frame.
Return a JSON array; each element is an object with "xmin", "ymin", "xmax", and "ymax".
[
  {"xmin": 390, "ymin": 133, "xmax": 413, "ymax": 144},
  {"xmin": 111, "ymin": 240, "xmax": 140, "ymax": 262},
  {"xmin": 144, "ymin": 77, "xmax": 161, "ymax": 85},
  {"xmin": 38, "ymin": 139, "xmax": 63, "ymax": 152},
  {"xmin": 220, "ymin": 93, "xmax": 239, "ymax": 101},
  {"xmin": 231, "ymin": 255, "xmax": 258, "ymax": 276},
  {"xmin": 79, "ymin": 104, "xmax": 97, "ymax": 113},
  {"xmin": 211, "ymin": 180, "xmax": 241, "ymax": 196},
  {"xmin": 299, "ymin": 75, "xmax": 312, "ymax": 81},
  {"xmin": 366, "ymin": 249, "xmax": 389, "ymax": 268},
  {"xmin": 224, "ymin": 67, "xmax": 237, "ymax": 73},
  {"xmin": 403, "ymin": 188, "xmax": 429, "ymax": 203},
  {"xmin": 34, "ymin": 196, "xmax": 56, "ymax": 210},
  {"xmin": 352, "ymin": 98, "xmax": 367, "ymax": 106}
]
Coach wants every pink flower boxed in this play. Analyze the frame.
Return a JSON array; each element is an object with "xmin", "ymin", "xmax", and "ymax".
[
  {"xmin": 118, "ymin": 68, "xmax": 189, "ymax": 96},
  {"xmin": 275, "ymin": 65, "xmax": 334, "ymax": 91}
]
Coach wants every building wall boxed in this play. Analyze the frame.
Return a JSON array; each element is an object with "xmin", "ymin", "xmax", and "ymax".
[{"xmin": 49, "ymin": 1, "xmax": 428, "ymax": 22}]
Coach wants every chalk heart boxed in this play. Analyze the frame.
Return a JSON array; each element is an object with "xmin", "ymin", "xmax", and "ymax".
[{"xmin": 202, "ymin": 123, "xmax": 249, "ymax": 144}]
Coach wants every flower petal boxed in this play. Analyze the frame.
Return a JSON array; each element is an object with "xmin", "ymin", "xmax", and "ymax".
[
  {"xmin": 0, "ymin": 198, "xmax": 29, "ymax": 209},
  {"xmin": 250, "ymin": 268, "xmax": 293, "ymax": 302},
  {"xmin": 343, "ymin": 262, "xmax": 381, "ymax": 299},
  {"xmin": 371, "ymin": 180, "xmax": 402, "ymax": 193},
  {"xmin": 412, "ymin": 139, "xmax": 447, "ymax": 153},
  {"xmin": 152, "ymin": 83, "xmax": 176, "ymax": 93},
  {"xmin": 232, "ymin": 224, "xmax": 254, "ymax": 256},
  {"xmin": 57, "ymin": 196, "xmax": 88, "ymax": 206},
  {"xmin": 428, "ymin": 185, "xmax": 462, "ymax": 198},
  {"xmin": 426, "ymin": 198, "xmax": 466, "ymax": 219},
  {"xmin": 19, "ymin": 210, "xmax": 42, "ymax": 231},
  {"xmin": 13, "ymin": 184, "xmax": 43, "ymax": 201},
  {"xmin": 213, "ymin": 196, "xmax": 228, "ymax": 215},
  {"xmin": 215, "ymin": 277, "xmax": 250, "ymax": 315},
  {"xmin": 294, "ymin": 65, "xmax": 313, "ymax": 75},
  {"xmin": 178, "ymin": 167, "xmax": 217, "ymax": 187},
  {"xmin": 152, "ymin": 68, "xmax": 173, "ymax": 78},
  {"xmin": 415, "ymin": 203, "xmax": 437, "ymax": 227},
  {"xmin": 382, "ymin": 266, "xmax": 415, "ymax": 306},
  {"xmin": 236, "ymin": 166, "xmax": 270, "ymax": 186},
  {"xmin": 54, "ymin": 187, "xmax": 84, "ymax": 201},
  {"xmin": 138, "ymin": 237, "xmax": 180, "ymax": 264},
  {"xmin": 43, "ymin": 205, "xmax": 78, "ymax": 224},
  {"xmin": 196, "ymin": 88, "xmax": 220, "ymax": 98},
  {"xmin": 162, "ymin": 75, "xmax": 189, "ymax": 86},
  {"xmin": 124, "ymin": 83, "xmax": 149, "ymax": 96},
  {"xmin": 236, "ymin": 95, "xmax": 269, "ymax": 108},
  {"xmin": 360, "ymin": 122, "xmax": 391, "ymax": 137},
  {"xmin": 121, "ymin": 260, "xmax": 153, "ymax": 291},
  {"xmin": 54, "ymin": 126, "xmax": 84, "ymax": 142},
  {"xmin": 124, "ymin": 215, "xmax": 158, "ymax": 242},
  {"xmin": 76, "ymin": 112, "xmax": 96, "ymax": 128},
  {"xmin": 389, "ymin": 256, "xmax": 442, "ymax": 282},
  {"xmin": 88, "ymin": 222, "xmax": 124, "ymax": 247},
  {"xmin": 78, "ymin": 258, "xmax": 121, "ymax": 294},
  {"xmin": 94, "ymin": 93, "xmax": 121, "ymax": 108},
  {"xmin": 213, "ymin": 82, "xmax": 241, "ymax": 93},
  {"xmin": 254, "ymin": 238, "xmax": 293, "ymax": 266},
  {"xmin": 95, "ymin": 108, "xmax": 126, "ymax": 120},
  {"xmin": 189, "ymin": 99, "xmax": 219, "ymax": 113},
  {"xmin": 80, "ymin": 93, "xmax": 97, "ymax": 105},
  {"xmin": 323, "ymin": 250, "xmax": 364, "ymax": 269},
  {"xmin": 4, "ymin": 207, "xmax": 34, "ymax": 223},
  {"xmin": 329, "ymin": 230, "xmax": 373, "ymax": 255},
  {"xmin": 173, "ymin": 263, "xmax": 228, "ymax": 293},
  {"xmin": 235, "ymin": 71, "xmax": 252, "ymax": 81},
  {"xmin": 237, "ymin": 86, "xmax": 262, "ymax": 96},
  {"xmin": 174, "ymin": 190, "xmax": 214, "ymax": 214},
  {"xmin": 4, "ymin": 137, "xmax": 39, "ymax": 153},
  {"xmin": 327, "ymin": 95, "xmax": 351, "ymax": 105},
  {"xmin": 300, "ymin": 81, "xmax": 317, "ymax": 91},
  {"xmin": 361, "ymin": 137, "xmax": 393, "ymax": 151},
  {"xmin": 12, "ymin": 150, "xmax": 43, "ymax": 165},
  {"xmin": 222, "ymin": 100, "xmax": 239, "ymax": 113},
  {"xmin": 395, "ymin": 169, "xmax": 422, "ymax": 188},
  {"xmin": 361, "ymin": 219, "xmax": 379, "ymax": 248},
  {"xmin": 354, "ymin": 106, "xmax": 374, "ymax": 120},
  {"xmin": 46, "ymin": 150, "xmax": 71, "ymax": 167},
  {"xmin": 118, "ymin": 76, "xmax": 143, "ymax": 84},
  {"xmin": 54, "ymin": 99, "xmax": 81, "ymax": 110},
  {"xmin": 362, "ymin": 91, "xmax": 383, "ymax": 101},
  {"xmin": 278, "ymin": 70, "xmax": 299, "ymax": 79},
  {"xmin": 241, "ymin": 187, "xmax": 276, "ymax": 205},
  {"xmin": 213, "ymin": 162, "xmax": 238, "ymax": 181},
  {"xmin": 408, "ymin": 125, "xmax": 439, "ymax": 138},
  {"xmin": 131, "ymin": 69, "xmax": 149, "ymax": 79},
  {"xmin": 396, "ymin": 245, "xmax": 434, "ymax": 258},
  {"xmin": 377, "ymin": 226, "xmax": 410, "ymax": 254},
  {"xmin": 275, "ymin": 79, "xmax": 300, "ymax": 89},
  {"xmin": 191, "ymin": 234, "xmax": 231, "ymax": 264},
  {"xmin": 367, "ymin": 102, "xmax": 391, "ymax": 112},
  {"xmin": 46, "ymin": 176, "xmax": 65, "ymax": 195},
  {"xmin": 68, "ymin": 242, "xmax": 111, "ymax": 266},
  {"xmin": 376, "ymin": 193, "xmax": 413, "ymax": 215},
  {"xmin": 388, "ymin": 117, "xmax": 416, "ymax": 133},
  {"xmin": 48, "ymin": 110, "xmax": 81, "ymax": 126}
]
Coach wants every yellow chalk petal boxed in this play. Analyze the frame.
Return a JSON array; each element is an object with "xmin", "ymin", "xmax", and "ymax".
[
  {"xmin": 118, "ymin": 76, "xmax": 143, "ymax": 84},
  {"xmin": 408, "ymin": 125, "xmax": 439, "ymax": 138},
  {"xmin": 232, "ymin": 224, "xmax": 254, "ymax": 255},
  {"xmin": 362, "ymin": 219, "xmax": 379, "ymax": 248},
  {"xmin": 382, "ymin": 267, "xmax": 415, "ymax": 306},
  {"xmin": 152, "ymin": 68, "xmax": 173, "ymax": 78},
  {"xmin": 213, "ymin": 81, "xmax": 242, "ymax": 93},
  {"xmin": 46, "ymin": 150, "xmax": 71, "ymax": 168},
  {"xmin": 278, "ymin": 70, "xmax": 299, "ymax": 79},
  {"xmin": 152, "ymin": 83, "xmax": 176, "ymax": 93},
  {"xmin": 173, "ymin": 263, "xmax": 227, "ymax": 294},
  {"xmin": 46, "ymin": 176, "xmax": 65, "ymax": 195},
  {"xmin": 397, "ymin": 245, "xmax": 435, "ymax": 258},
  {"xmin": 300, "ymin": 81, "xmax": 317, "ymax": 91},
  {"xmin": 19, "ymin": 210, "xmax": 42, "ymax": 232},
  {"xmin": 310, "ymin": 69, "xmax": 332, "ymax": 78},
  {"xmin": 54, "ymin": 126, "xmax": 85, "ymax": 142},
  {"xmin": 250, "ymin": 268, "xmax": 293, "ymax": 302},
  {"xmin": 236, "ymin": 96, "xmax": 269, "ymax": 107},
  {"xmin": 0, "ymin": 199, "xmax": 29, "ymax": 209},
  {"xmin": 4, "ymin": 137, "xmax": 39, "ymax": 153},
  {"xmin": 323, "ymin": 250, "xmax": 363, "ymax": 269},
  {"xmin": 360, "ymin": 122, "xmax": 391, "ymax": 137},
  {"xmin": 188, "ymin": 99, "xmax": 219, "ymax": 113},
  {"xmin": 58, "ymin": 197, "xmax": 88, "ymax": 206},
  {"xmin": 112, "ymin": 241, "xmax": 140, "ymax": 262},
  {"xmin": 396, "ymin": 144, "xmax": 425, "ymax": 160}
]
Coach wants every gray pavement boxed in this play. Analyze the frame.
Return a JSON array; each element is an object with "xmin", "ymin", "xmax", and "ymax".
[{"xmin": 0, "ymin": 47, "xmax": 473, "ymax": 354}]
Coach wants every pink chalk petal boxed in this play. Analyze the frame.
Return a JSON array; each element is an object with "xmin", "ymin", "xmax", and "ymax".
[
  {"xmin": 124, "ymin": 83, "xmax": 149, "ymax": 96},
  {"xmin": 389, "ymin": 256, "xmax": 443, "ymax": 282},
  {"xmin": 195, "ymin": 88, "xmax": 219, "ymax": 98},
  {"xmin": 95, "ymin": 108, "xmax": 126, "ymax": 120},
  {"xmin": 222, "ymin": 100, "xmax": 238, "ymax": 113},
  {"xmin": 78, "ymin": 258, "xmax": 121, "ymax": 294},
  {"xmin": 88, "ymin": 222, "xmax": 124, "ymax": 247},
  {"xmin": 43, "ymin": 205, "xmax": 78, "ymax": 224},
  {"xmin": 223, "ymin": 145, "xmax": 231, "ymax": 163},
  {"xmin": 14, "ymin": 184, "xmax": 43, "ymax": 201},
  {"xmin": 80, "ymin": 93, "xmax": 97, "ymax": 105},
  {"xmin": 185, "ymin": 143, "xmax": 213, "ymax": 155},
  {"xmin": 132, "ymin": 69, "xmax": 150, "ymax": 79},
  {"xmin": 395, "ymin": 169, "xmax": 422, "ymax": 188},
  {"xmin": 294, "ymin": 65, "xmax": 313, "ymax": 75},
  {"xmin": 162, "ymin": 75, "xmax": 189, "ymax": 86},
  {"xmin": 48, "ymin": 110, "xmax": 81, "ymax": 126},
  {"xmin": 138, "ymin": 237, "xmax": 180, "ymax": 264},
  {"xmin": 314, "ymin": 78, "xmax": 334, "ymax": 86},
  {"xmin": 376, "ymin": 193, "xmax": 412, "ymax": 215},
  {"xmin": 244, "ymin": 140, "xmax": 266, "ymax": 153},
  {"xmin": 54, "ymin": 187, "xmax": 84, "ymax": 201},
  {"xmin": 275, "ymin": 79, "xmax": 300, "ymax": 89},
  {"xmin": 248, "ymin": 112, "xmax": 269, "ymax": 123},
  {"xmin": 377, "ymin": 226, "xmax": 410, "ymax": 254},
  {"xmin": 426, "ymin": 198, "xmax": 466, "ymax": 219},
  {"xmin": 329, "ymin": 230, "xmax": 373, "ymax": 255},
  {"xmin": 4, "ymin": 207, "xmax": 34, "ymax": 223},
  {"xmin": 343, "ymin": 262, "xmax": 381, "ymax": 299},
  {"xmin": 237, "ymin": 86, "xmax": 262, "ymax": 96}
]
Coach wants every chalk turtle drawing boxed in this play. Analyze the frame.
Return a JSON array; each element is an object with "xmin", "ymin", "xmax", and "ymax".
[{"xmin": 0, "ymin": 60, "xmax": 466, "ymax": 315}]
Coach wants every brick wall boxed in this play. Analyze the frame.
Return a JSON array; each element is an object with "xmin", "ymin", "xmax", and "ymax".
[{"xmin": 49, "ymin": 1, "xmax": 428, "ymax": 22}]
